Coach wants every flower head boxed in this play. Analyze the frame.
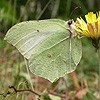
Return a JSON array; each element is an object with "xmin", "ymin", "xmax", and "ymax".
[{"xmin": 75, "ymin": 11, "xmax": 100, "ymax": 39}]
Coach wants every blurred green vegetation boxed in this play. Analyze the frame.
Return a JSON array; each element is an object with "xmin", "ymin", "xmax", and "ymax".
[{"xmin": 0, "ymin": 0, "xmax": 100, "ymax": 100}]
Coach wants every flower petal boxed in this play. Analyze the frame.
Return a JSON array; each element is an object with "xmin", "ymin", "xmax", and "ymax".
[
  {"xmin": 76, "ymin": 11, "xmax": 100, "ymax": 39},
  {"xmin": 85, "ymin": 12, "xmax": 97, "ymax": 23}
]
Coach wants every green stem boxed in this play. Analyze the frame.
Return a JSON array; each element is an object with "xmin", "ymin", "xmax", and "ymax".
[
  {"xmin": 24, "ymin": 58, "xmax": 34, "ymax": 90},
  {"xmin": 17, "ymin": 0, "xmax": 31, "ymax": 22},
  {"xmin": 98, "ymin": 49, "xmax": 100, "ymax": 99},
  {"xmin": 36, "ymin": 0, "xmax": 52, "ymax": 20}
]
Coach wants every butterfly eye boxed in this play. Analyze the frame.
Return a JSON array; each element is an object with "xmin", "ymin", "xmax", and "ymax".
[{"xmin": 67, "ymin": 19, "xmax": 73, "ymax": 26}]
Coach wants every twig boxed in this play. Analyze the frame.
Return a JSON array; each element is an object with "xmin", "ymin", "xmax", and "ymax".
[
  {"xmin": 49, "ymin": 90, "xmax": 65, "ymax": 98},
  {"xmin": 0, "ymin": 91, "xmax": 11, "ymax": 97},
  {"xmin": 9, "ymin": 86, "xmax": 65, "ymax": 98},
  {"xmin": 69, "ymin": 71, "xmax": 81, "ymax": 91},
  {"xmin": 9, "ymin": 86, "xmax": 41, "ymax": 97},
  {"xmin": 1, "ymin": 85, "xmax": 67, "ymax": 99}
]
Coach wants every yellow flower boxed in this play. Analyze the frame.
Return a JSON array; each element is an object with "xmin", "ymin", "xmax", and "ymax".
[{"xmin": 75, "ymin": 11, "xmax": 100, "ymax": 39}]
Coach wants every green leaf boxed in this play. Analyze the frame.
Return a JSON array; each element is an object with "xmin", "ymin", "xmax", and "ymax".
[
  {"xmin": 0, "ymin": 38, "xmax": 6, "ymax": 49},
  {"xmin": 0, "ymin": 0, "xmax": 17, "ymax": 24},
  {"xmin": 83, "ymin": 92, "xmax": 97, "ymax": 100},
  {"xmin": 71, "ymin": 37, "xmax": 82, "ymax": 66},
  {"xmin": 4, "ymin": 19, "xmax": 82, "ymax": 82},
  {"xmin": 49, "ymin": 94, "xmax": 61, "ymax": 100}
]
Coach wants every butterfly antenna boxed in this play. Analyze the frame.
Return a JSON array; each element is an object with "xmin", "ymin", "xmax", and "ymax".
[{"xmin": 69, "ymin": 7, "xmax": 81, "ymax": 18}]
